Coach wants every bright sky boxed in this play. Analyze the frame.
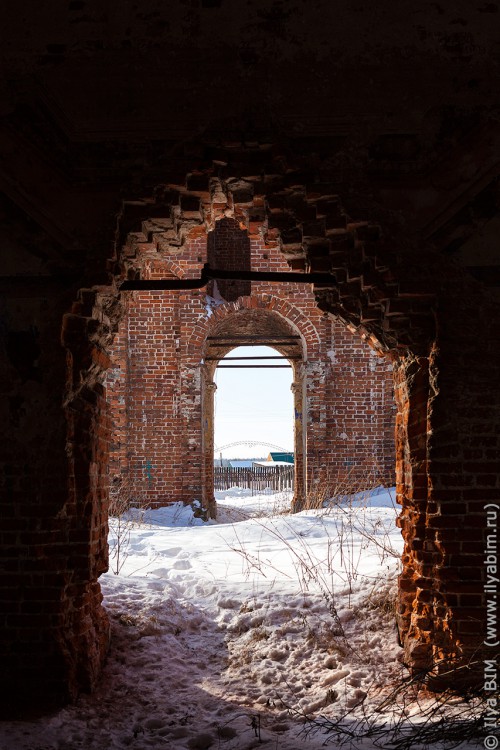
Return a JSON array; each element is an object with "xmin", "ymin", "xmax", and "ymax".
[{"xmin": 213, "ymin": 346, "xmax": 294, "ymax": 458}]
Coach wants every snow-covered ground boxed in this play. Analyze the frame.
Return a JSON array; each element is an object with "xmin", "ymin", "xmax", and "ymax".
[{"xmin": 1, "ymin": 487, "xmax": 484, "ymax": 749}]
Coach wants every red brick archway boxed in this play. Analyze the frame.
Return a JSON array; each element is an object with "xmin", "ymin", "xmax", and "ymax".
[
  {"xmin": 196, "ymin": 302, "xmax": 309, "ymax": 515},
  {"xmin": 58, "ymin": 148, "xmax": 491, "ymax": 704}
]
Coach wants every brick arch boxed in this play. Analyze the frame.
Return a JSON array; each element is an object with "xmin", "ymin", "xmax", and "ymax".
[
  {"xmin": 187, "ymin": 297, "xmax": 317, "ymax": 515},
  {"xmin": 145, "ymin": 258, "xmax": 186, "ymax": 279},
  {"xmin": 186, "ymin": 292, "xmax": 321, "ymax": 358},
  {"xmin": 112, "ymin": 158, "xmax": 447, "ymax": 684}
]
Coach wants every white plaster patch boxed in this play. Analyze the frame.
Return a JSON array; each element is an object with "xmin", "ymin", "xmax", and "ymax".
[{"xmin": 204, "ymin": 281, "xmax": 225, "ymax": 317}]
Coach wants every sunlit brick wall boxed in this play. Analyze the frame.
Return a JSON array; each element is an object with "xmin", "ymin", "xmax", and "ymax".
[{"xmin": 107, "ymin": 218, "xmax": 395, "ymax": 508}]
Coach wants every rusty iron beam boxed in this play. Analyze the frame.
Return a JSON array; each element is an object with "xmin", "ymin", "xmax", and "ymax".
[{"xmin": 119, "ymin": 264, "xmax": 336, "ymax": 291}]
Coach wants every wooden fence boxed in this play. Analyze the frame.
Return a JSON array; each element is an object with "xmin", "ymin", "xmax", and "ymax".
[{"xmin": 214, "ymin": 465, "xmax": 294, "ymax": 493}]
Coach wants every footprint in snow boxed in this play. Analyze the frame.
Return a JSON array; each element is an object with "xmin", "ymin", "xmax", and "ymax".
[
  {"xmin": 216, "ymin": 597, "xmax": 240, "ymax": 609},
  {"xmin": 161, "ymin": 547, "xmax": 183, "ymax": 557},
  {"xmin": 149, "ymin": 567, "xmax": 171, "ymax": 578},
  {"xmin": 173, "ymin": 559, "xmax": 192, "ymax": 570}
]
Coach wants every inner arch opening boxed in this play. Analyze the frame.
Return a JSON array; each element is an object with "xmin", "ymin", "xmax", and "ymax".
[
  {"xmin": 201, "ymin": 308, "xmax": 307, "ymax": 516},
  {"xmin": 213, "ymin": 344, "xmax": 295, "ymax": 466}
]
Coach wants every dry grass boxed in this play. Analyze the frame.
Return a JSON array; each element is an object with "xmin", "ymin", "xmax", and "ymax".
[
  {"xmin": 303, "ymin": 464, "xmax": 387, "ymax": 512},
  {"xmin": 108, "ymin": 476, "xmax": 151, "ymax": 575}
]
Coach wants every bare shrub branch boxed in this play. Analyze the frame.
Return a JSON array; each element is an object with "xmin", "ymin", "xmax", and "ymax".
[{"xmin": 108, "ymin": 476, "xmax": 151, "ymax": 575}]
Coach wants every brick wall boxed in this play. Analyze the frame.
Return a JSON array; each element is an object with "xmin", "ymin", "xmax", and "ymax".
[{"xmin": 107, "ymin": 218, "xmax": 395, "ymax": 510}]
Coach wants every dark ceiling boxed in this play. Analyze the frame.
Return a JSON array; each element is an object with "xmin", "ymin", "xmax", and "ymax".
[{"xmin": 0, "ymin": 0, "xmax": 499, "ymax": 284}]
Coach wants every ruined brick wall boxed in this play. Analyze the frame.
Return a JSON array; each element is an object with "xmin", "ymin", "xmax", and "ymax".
[
  {"xmin": 0, "ymin": 198, "xmax": 112, "ymax": 712},
  {"xmin": 107, "ymin": 218, "xmax": 395, "ymax": 509},
  {"xmin": 392, "ymin": 272, "xmax": 500, "ymax": 684}
]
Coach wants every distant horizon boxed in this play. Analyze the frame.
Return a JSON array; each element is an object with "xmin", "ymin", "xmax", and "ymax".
[
  {"xmin": 213, "ymin": 453, "xmax": 294, "ymax": 462},
  {"xmin": 214, "ymin": 455, "xmax": 267, "ymax": 462},
  {"xmin": 214, "ymin": 447, "xmax": 294, "ymax": 458}
]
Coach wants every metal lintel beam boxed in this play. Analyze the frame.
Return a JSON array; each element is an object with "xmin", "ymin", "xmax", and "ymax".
[
  {"xmin": 207, "ymin": 335, "xmax": 301, "ymax": 340},
  {"xmin": 205, "ymin": 356, "xmax": 299, "ymax": 361},
  {"xmin": 209, "ymin": 342, "xmax": 300, "ymax": 348},
  {"xmin": 207, "ymin": 336, "xmax": 301, "ymax": 345},
  {"xmin": 216, "ymin": 365, "xmax": 292, "ymax": 368},
  {"xmin": 119, "ymin": 265, "xmax": 336, "ymax": 291}
]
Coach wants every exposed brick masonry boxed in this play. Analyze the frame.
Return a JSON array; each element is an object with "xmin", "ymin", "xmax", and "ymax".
[
  {"xmin": 107, "ymin": 217, "xmax": 395, "ymax": 512},
  {"xmin": 2, "ymin": 129, "xmax": 498, "ymax": 713}
]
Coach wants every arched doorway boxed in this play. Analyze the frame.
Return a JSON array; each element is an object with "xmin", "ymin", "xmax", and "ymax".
[{"xmin": 199, "ymin": 308, "xmax": 307, "ymax": 516}]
